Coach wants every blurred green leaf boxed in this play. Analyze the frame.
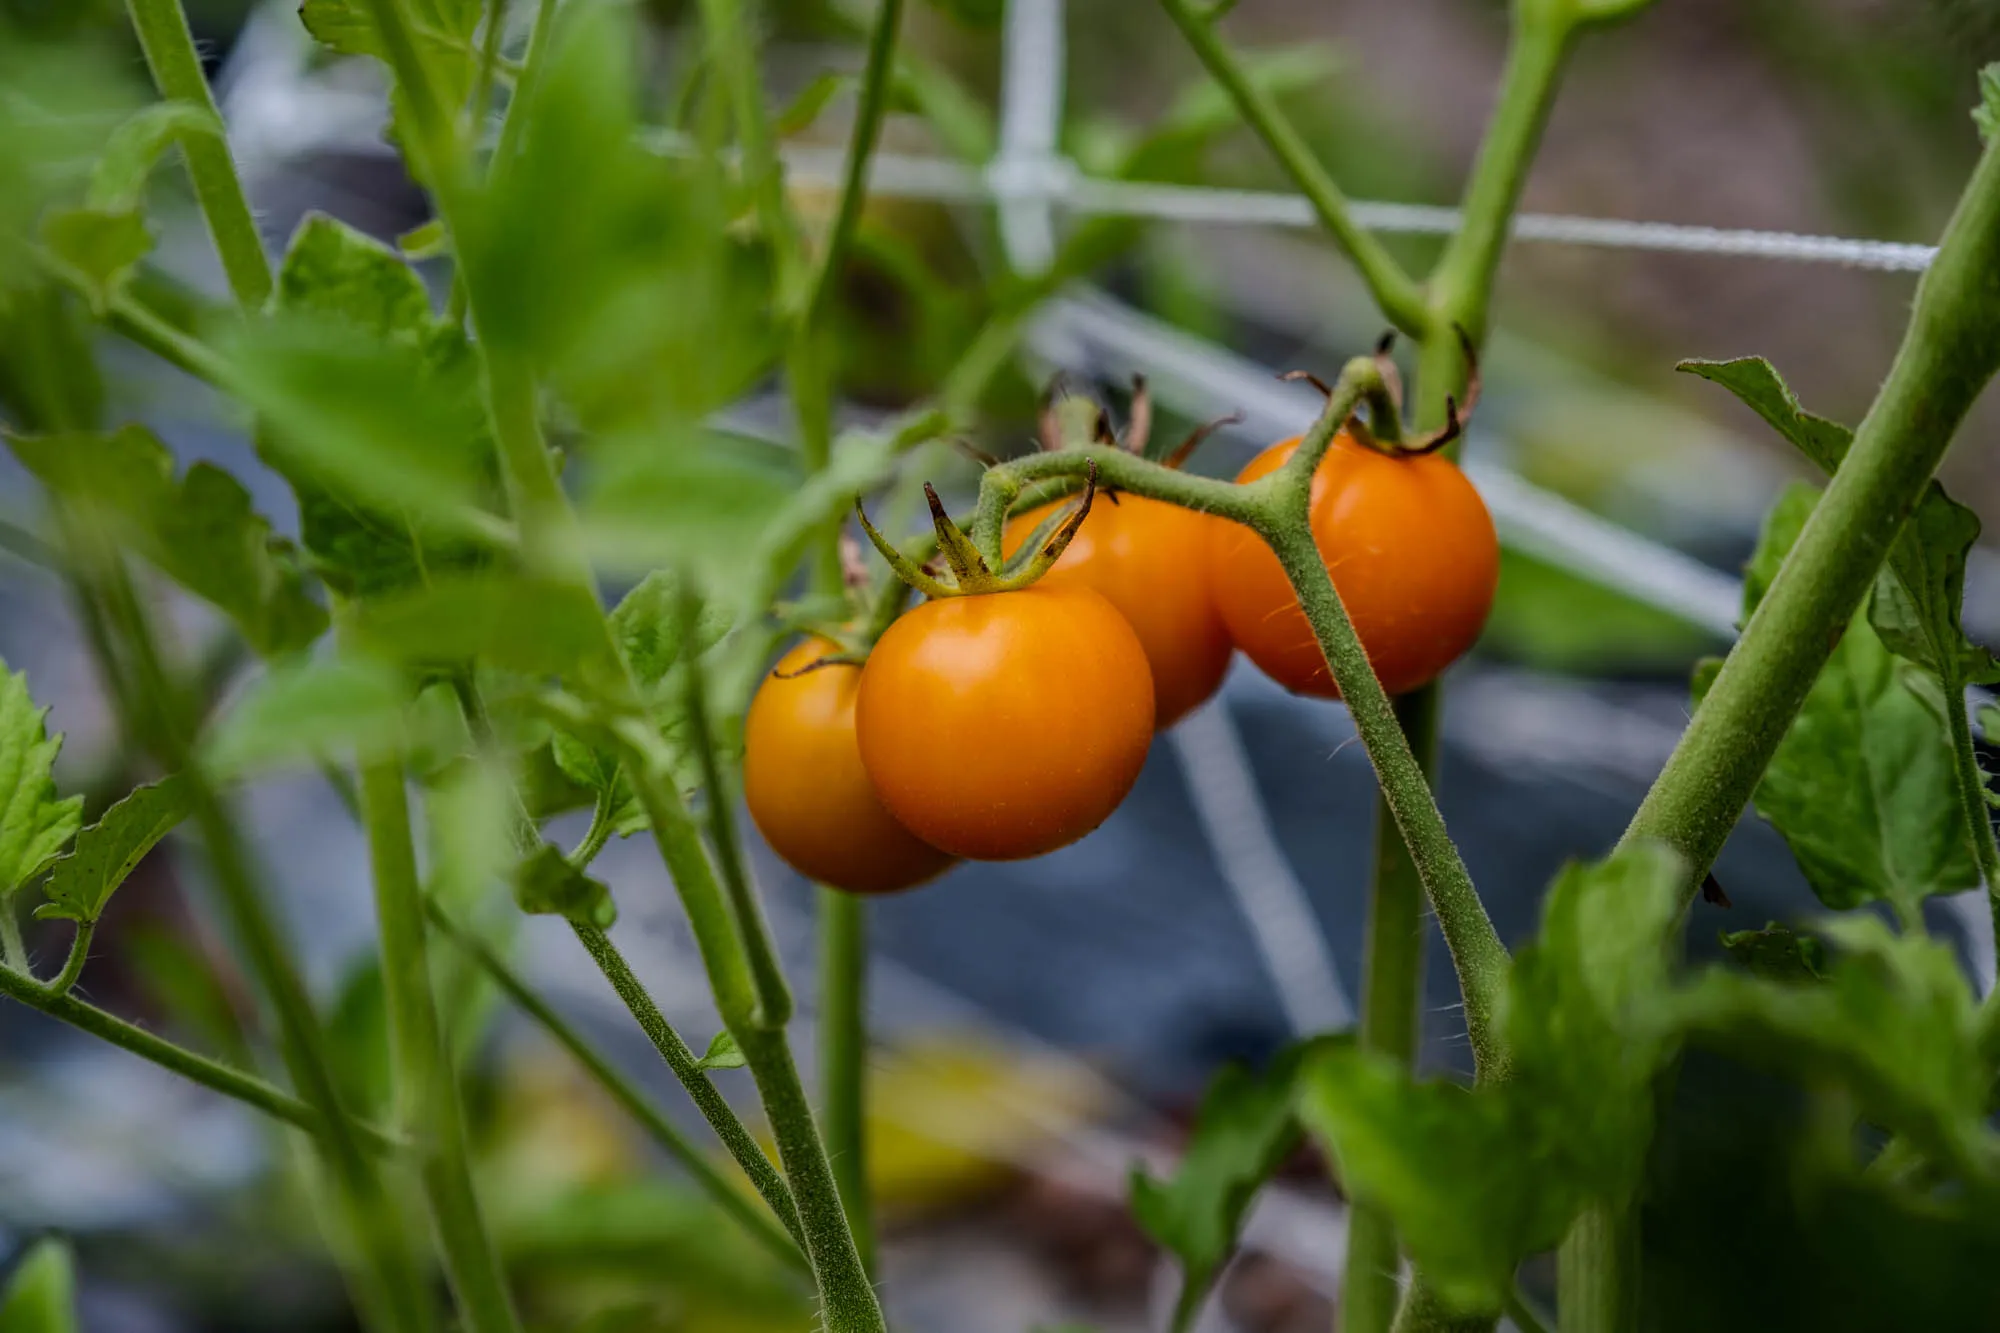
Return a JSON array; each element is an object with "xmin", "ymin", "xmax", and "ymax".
[
  {"xmin": 1483, "ymin": 548, "xmax": 1717, "ymax": 673},
  {"xmin": 0, "ymin": 661, "xmax": 83, "ymax": 897},
  {"xmin": 0, "ymin": 282, "xmax": 105, "ymax": 433},
  {"xmin": 0, "ymin": 1238, "xmax": 78, "ymax": 1333},
  {"xmin": 610, "ymin": 570, "xmax": 731, "ymax": 692},
  {"xmin": 325, "ymin": 951, "xmax": 393, "ymax": 1116},
  {"xmin": 697, "ymin": 1030, "xmax": 745, "ymax": 1070},
  {"xmin": 917, "ymin": 0, "xmax": 1003, "ymax": 28},
  {"xmin": 511, "ymin": 843, "xmax": 615, "ymax": 927},
  {"xmin": 39, "ymin": 207, "xmax": 150, "ymax": 312},
  {"xmin": 577, "ymin": 430, "xmax": 796, "ymax": 586},
  {"xmin": 427, "ymin": 759, "xmax": 513, "ymax": 914},
  {"xmin": 9, "ymin": 426, "xmax": 329, "ymax": 657},
  {"xmin": 397, "ymin": 218, "xmax": 447, "ymax": 260},
  {"xmin": 1976, "ymin": 63, "xmax": 2000, "ymax": 144},
  {"xmin": 35, "ymin": 776, "xmax": 189, "ymax": 925},
  {"xmin": 1677, "ymin": 917, "xmax": 1994, "ymax": 1177},
  {"xmin": 1700, "ymin": 484, "xmax": 1979, "ymax": 915},
  {"xmin": 1677, "ymin": 357, "xmax": 1852, "ymax": 474},
  {"xmin": 348, "ymin": 575, "xmax": 604, "ymax": 675},
  {"xmin": 0, "ymin": 43, "xmax": 141, "ymax": 288},
  {"xmin": 300, "ymin": 0, "xmax": 483, "ymax": 109},
  {"xmin": 1720, "ymin": 923, "xmax": 1830, "ymax": 984},
  {"xmin": 203, "ymin": 657, "xmax": 417, "ymax": 777},
  {"xmin": 461, "ymin": 3, "xmax": 772, "ymax": 425},
  {"xmin": 1301, "ymin": 845, "xmax": 1684, "ymax": 1313},
  {"xmin": 775, "ymin": 71, "xmax": 851, "ymax": 138},
  {"xmin": 1132, "ymin": 1037, "xmax": 1331, "ymax": 1330}
]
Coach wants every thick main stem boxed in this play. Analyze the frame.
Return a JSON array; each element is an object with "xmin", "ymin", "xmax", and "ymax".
[
  {"xmin": 1557, "ymin": 1204, "xmax": 1637, "ymax": 1333},
  {"xmin": 1620, "ymin": 131, "xmax": 2000, "ymax": 893},
  {"xmin": 818, "ymin": 887, "xmax": 874, "ymax": 1274},
  {"xmin": 356, "ymin": 753, "xmax": 520, "ymax": 1333},
  {"xmin": 122, "ymin": 0, "xmax": 273, "ymax": 310}
]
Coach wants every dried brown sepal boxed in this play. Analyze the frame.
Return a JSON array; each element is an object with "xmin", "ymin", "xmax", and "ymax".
[
  {"xmin": 1162, "ymin": 412, "xmax": 1245, "ymax": 471},
  {"xmin": 1701, "ymin": 871, "xmax": 1733, "ymax": 909},
  {"xmin": 1371, "ymin": 334, "xmax": 1406, "ymax": 423},
  {"xmin": 925, "ymin": 482, "xmax": 992, "ymax": 585},
  {"xmin": 854, "ymin": 496, "xmax": 955, "ymax": 600},
  {"xmin": 1403, "ymin": 394, "xmax": 1464, "ymax": 456},
  {"xmin": 1126, "ymin": 374, "xmax": 1153, "ymax": 456},
  {"xmin": 839, "ymin": 532, "xmax": 871, "ymax": 592},
  {"xmin": 1280, "ymin": 369, "xmax": 1333, "ymax": 398},
  {"xmin": 1453, "ymin": 324, "xmax": 1483, "ymax": 418},
  {"xmin": 1037, "ymin": 379, "xmax": 1069, "ymax": 453}
]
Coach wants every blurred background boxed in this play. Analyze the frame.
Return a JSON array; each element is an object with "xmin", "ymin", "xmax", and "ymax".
[{"xmin": 3, "ymin": 0, "xmax": 2000, "ymax": 1328}]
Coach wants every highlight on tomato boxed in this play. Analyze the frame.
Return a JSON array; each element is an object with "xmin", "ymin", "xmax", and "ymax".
[
  {"xmin": 743, "ymin": 638, "xmax": 957, "ymax": 895},
  {"xmin": 855, "ymin": 583, "xmax": 1156, "ymax": 861},
  {"xmin": 1210, "ymin": 430, "xmax": 1499, "ymax": 698}
]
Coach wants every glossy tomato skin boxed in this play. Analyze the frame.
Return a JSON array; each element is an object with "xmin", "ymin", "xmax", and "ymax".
[
  {"xmin": 743, "ymin": 639, "xmax": 956, "ymax": 894},
  {"xmin": 856, "ymin": 587, "xmax": 1155, "ymax": 861},
  {"xmin": 1003, "ymin": 495, "xmax": 1233, "ymax": 729},
  {"xmin": 1211, "ymin": 434, "xmax": 1499, "ymax": 698}
]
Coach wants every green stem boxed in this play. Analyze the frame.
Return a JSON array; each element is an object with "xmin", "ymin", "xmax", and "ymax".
[
  {"xmin": 1620, "ymin": 130, "xmax": 2000, "ymax": 897},
  {"xmin": 699, "ymin": 0, "xmax": 800, "ymax": 301},
  {"xmin": 0, "ymin": 959, "xmax": 400, "ymax": 1149},
  {"xmin": 90, "ymin": 555, "xmax": 436, "ymax": 1333},
  {"xmin": 491, "ymin": 0, "xmax": 560, "ymax": 175},
  {"xmin": 355, "ymin": 750, "xmax": 521, "ymax": 1333},
  {"xmin": 801, "ymin": 0, "xmax": 904, "ymax": 328},
  {"xmin": 1426, "ymin": 17, "xmax": 1575, "ymax": 342},
  {"xmin": 0, "ymin": 904, "xmax": 25, "ymax": 974},
  {"xmin": 425, "ymin": 902, "xmax": 806, "ymax": 1269},
  {"xmin": 818, "ymin": 886, "xmax": 873, "ymax": 1274},
  {"xmin": 1341, "ymin": 687, "xmax": 1437, "ymax": 1333},
  {"xmin": 734, "ymin": 1022, "xmax": 885, "ymax": 1333},
  {"xmin": 567, "ymin": 783, "xmax": 617, "ymax": 869},
  {"xmin": 1389, "ymin": 1279, "xmax": 1497, "ymax": 1333},
  {"xmin": 567, "ymin": 922, "xmax": 809, "ymax": 1253},
  {"xmin": 1943, "ymin": 694, "xmax": 2000, "ymax": 953},
  {"xmin": 1557, "ymin": 1204, "xmax": 1637, "ymax": 1333},
  {"xmin": 46, "ymin": 921, "xmax": 94, "ymax": 996},
  {"xmin": 1153, "ymin": 0, "xmax": 1428, "ymax": 337},
  {"xmin": 121, "ymin": 0, "xmax": 273, "ymax": 310}
]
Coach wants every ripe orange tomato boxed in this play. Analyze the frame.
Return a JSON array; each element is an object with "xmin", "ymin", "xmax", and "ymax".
[
  {"xmin": 856, "ymin": 587, "xmax": 1155, "ymax": 860},
  {"xmin": 743, "ymin": 639, "xmax": 956, "ymax": 894},
  {"xmin": 1211, "ymin": 433, "xmax": 1498, "ymax": 698},
  {"xmin": 1003, "ymin": 495, "xmax": 1233, "ymax": 729}
]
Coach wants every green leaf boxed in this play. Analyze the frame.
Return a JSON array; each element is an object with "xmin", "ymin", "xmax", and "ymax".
[
  {"xmin": 696, "ymin": 1030, "xmax": 745, "ymax": 1070},
  {"xmin": 512, "ymin": 843, "xmax": 616, "ymax": 927},
  {"xmin": 8, "ymin": 427, "xmax": 328, "ymax": 658},
  {"xmin": 12, "ymin": 426, "xmax": 328, "ymax": 652},
  {"xmin": 397, "ymin": 218, "xmax": 447, "ymax": 259},
  {"xmin": 774, "ymin": 72, "xmax": 850, "ymax": 138},
  {"xmin": 1676, "ymin": 357, "xmax": 1853, "ymax": 474},
  {"xmin": 609, "ymin": 570, "xmax": 731, "ymax": 692},
  {"xmin": 1132, "ymin": 1038, "xmax": 1331, "ymax": 1329},
  {"xmin": 1685, "ymin": 355, "xmax": 1998, "ymax": 689},
  {"xmin": 299, "ymin": 0, "xmax": 482, "ymax": 108},
  {"xmin": 35, "ymin": 775, "xmax": 190, "ymax": 924},
  {"xmin": 348, "ymin": 575, "xmax": 605, "ymax": 675},
  {"xmin": 1300, "ymin": 845, "xmax": 1684, "ymax": 1313},
  {"xmin": 39, "ymin": 207, "xmax": 151, "ymax": 311},
  {"xmin": 1869, "ymin": 486, "xmax": 2000, "ymax": 687},
  {"xmin": 0, "ymin": 1238, "xmax": 78, "ymax": 1333},
  {"xmin": 203, "ymin": 657, "xmax": 416, "ymax": 777},
  {"xmin": 299, "ymin": 0, "xmax": 379, "ymax": 56},
  {"xmin": 1703, "ymin": 485, "xmax": 1980, "ymax": 915},
  {"xmin": 0, "ymin": 661, "xmax": 83, "ymax": 897},
  {"xmin": 577, "ymin": 430, "xmax": 797, "ymax": 584},
  {"xmin": 1676, "ymin": 917, "xmax": 1993, "ymax": 1175},
  {"xmin": 1719, "ymin": 924, "xmax": 1829, "ymax": 984},
  {"xmin": 427, "ymin": 760, "xmax": 513, "ymax": 912},
  {"xmin": 1976, "ymin": 64, "xmax": 2000, "ymax": 145}
]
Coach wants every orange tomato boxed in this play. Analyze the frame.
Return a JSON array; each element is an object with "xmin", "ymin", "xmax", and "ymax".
[
  {"xmin": 1210, "ymin": 433, "xmax": 1498, "ymax": 698},
  {"xmin": 744, "ymin": 639, "xmax": 956, "ymax": 894},
  {"xmin": 1003, "ymin": 495, "xmax": 1233, "ymax": 728},
  {"xmin": 855, "ymin": 587, "xmax": 1155, "ymax": 860}
]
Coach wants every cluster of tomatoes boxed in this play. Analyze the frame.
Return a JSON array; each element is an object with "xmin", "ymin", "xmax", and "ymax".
[{"xmin": 743, "ymin": 418, "xmax": 1498, "ymax": 895}]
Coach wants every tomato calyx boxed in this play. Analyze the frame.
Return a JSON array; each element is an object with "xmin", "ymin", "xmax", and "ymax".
[
  {"xmin": 1288, "ymin": 326, "xmax": 1484, "ymax": 458},
  {"xmin": 856, "ymin": 460, "xmax": 1101, "ymax": 599},
  {"xmin": 1039, "ymin": 374, "xmax": 1239, "ymax": 472}
]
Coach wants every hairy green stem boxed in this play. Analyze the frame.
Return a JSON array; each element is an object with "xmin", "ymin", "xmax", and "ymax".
[
  {"xmin": 1942, "ymin": 697, "xmax": 2000, "ymax": 951},
  {"xmin": 122, "ymin": 0, "xmax": 273, "ymax": 310},
  {"xmin": 46, "ymin": 922, "xmax": 95, "ymax": 996},
  {"xmin": 355, "ymin": 751, "xmax": 521, "ymax": 1333},
  {"xmin": 91, "ymin": 555, "xmax": 436, "ymax": 1333},
  {"xmin": 1153, "ymin": 0, "xmax": 1427, "ymax": 337},
  {"xmin": 425, "ymin": 902, "xmax": 808, "ymax": 1270},
  {"xmin": 1558, "ymin": 1204, "xmax": 1637, "ymax": 1333},
  {"xmin": 1620, "ymin": 131, "xmax": 2000, "ymax": 896},
  {"xmin": 0, "ymin": 906, "xmax": 26, "ymax": 974},
  {"xmin": 0, "ymin": 959, "xmax": 400, "ymax": 1149},
  {"xmin": 566, "ymin": 922, "xmax": 811, "ymax": 1253},
  {"xmin": 818, "ymin": 887, "xmax": 874, "ymax": 1274},
  {"xmin": 1389, "ymin": 1280, "xmax": 1497, "ymax": 1333}
]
